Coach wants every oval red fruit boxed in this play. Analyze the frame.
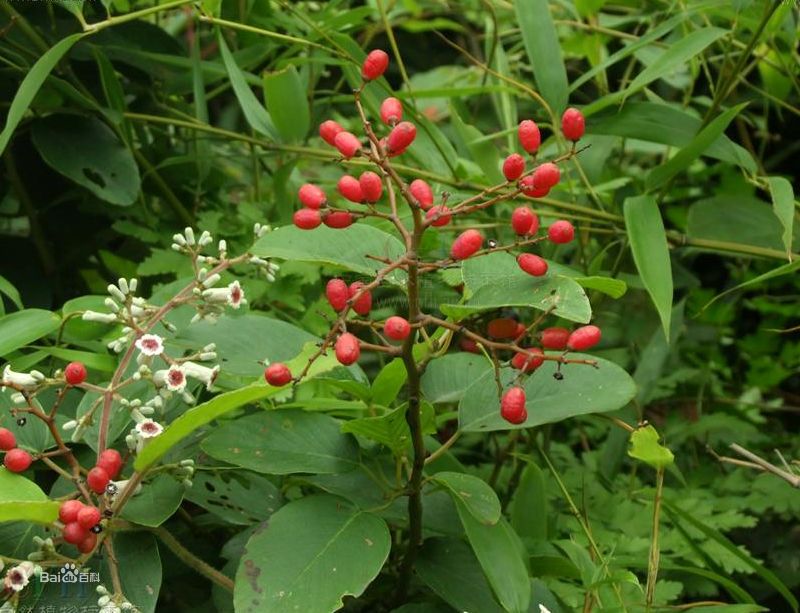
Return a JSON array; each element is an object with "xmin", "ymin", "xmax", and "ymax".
[
  {"xmin": 517, "ymin": 253, "xmax": 548, "ymax": 277},
  {"xmin": 409, "ymin": 179, "xmax": 434, "ymax": 209},
  {"xmin": 3, "ymin": 448, "xmax": 32, "ymax": 473},
  {"xmin": 319, "ymin": 120, "xmax": 344, "ymax": 146},
  {"xmin": 77, "ymin": 506, "xmax": 101, "ymax": 529},
  {"xmin": 62, "ymin": 522, "xmax": 89, "ymax": 545},
  {"xmin": 86, "ymin": 466, "xmax": 110, "ymax": 494},
  {"xmin": 293, "ymin": 209, "xmax": 322, "ymax": 230},
  {"xmin": 0, "ymin": 427, "xmax": 16, "ymax": 451},
  {"xmin": 265, "ymin": 363, "xmax": 292, "ymax": 386},
  {"xmin": 64, "ymin": 361, "xmax": 87, "ymax": 385},
  {"xmin": 501, "ymin": 387, "xmax": 528, "ymax": 424},
  {"xmin": 298, "ymin": 183, "xmax": 326, "ymax": 209},
  {"xmin": 426, "ymin": 206, "xmax": 451, "ymax": 226},
  {"xmin": 518, "ymin": 120, "xmax": 541, "ymax": 154},
  {"xmin": 541, "ymin": 327, "xmax": 570, "ymax": 350},
  {"xmin": 520, "ymin": 175, "xmax": 549, "ymax": 198},
  {"xmin": 380, "ymin": 97, "xmax": 403, "ymax": 125},
  {"xmin": 512, "ymin": 348, "xmax": 544, "ymax": 372},
  {"xmin": 387, "ymin": 122, "xmax": 416, "ymax": 153},
  {"xmin": 503, "ymin": 154, "xmax": 525, "ymax": 181},
  {"xmin": 337, "ymin": 175, "xmax": 363, "ymax": 203},
  {"xmin": 323, "ymin": 211, "xmax": 354, "ymax": 229},
  {"xmin": 97, "ymin": 449, "xmax": 122, "ymax": 479},
  {"xmin": 362, "ymin": 49, "xmax": 389, "ymax": 80},
  {"xmin": 326, "ymin": 278, "xmax": 349, "ymax": 312},
  {"xmin": 334, "ymin": 131, "xmax": 361, "ymax": 158},
  {"xmin": 335, "ymin": 333, "xmax": 361, "ymax": 365},
  {"xmin": 511, "ymin": 206, "xmax": 537, "ymax": 235},
  {"xmin": 548, "ymin": 220, "xmax": 574, "ymax": 244},
  {"xmin": 532, "ymin": 163, "xmax": 561, "ymax": 190},
  {"xmin": 383, "ymin": 316, "xmax": 411, "ymax": 341},
  {"xmin": 59, "ymin": 499, "xmax": 84, "ymax": 523},
  {"xmin": 514, "ymin": 322, "xmax": 527, "ymax": 340},
  {"xmin": 460, "ymin": 338, "xmax": 481, "ymax": 354},
  {"xmin": 348, "ymin": 282, "xmax": 372, "ymax": 316},
  {"xmin": 78, "ymin": 533, "xmax": 97, "ymax": 554},
  {"xmin": 567, "ymin": 325, "xmax": 601, "ymax": 351},
  {"xmin": 359, "ymin": 171, "xmax": 383, "ymax": 203},
  {"xmin": 561, "ymin": 107, "xmax": 585, "ymax": 141},
  {"xmin": 450, "ymin": 229, "xmax": 483, "ymax": 260},
  {"xmin": 487, "ymin": 318, "xmax": 520, "ymax": 340}
]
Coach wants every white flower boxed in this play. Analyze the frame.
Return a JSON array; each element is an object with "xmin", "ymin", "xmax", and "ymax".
[
  {"xmin": 182, "ymin": 361, "xmax": 220, "ymax": 390},
  {"xmin": 539, "ymin": 605, "xmax": 552, "ymax": 613},
  {"xmin": 82, "ymin": 310, "xmax": 119, "ymax": 324},
  {"xmin": 227, "ymin": 281, "xmax": 245, "ymax": 309},
  {"xmin": 3, "ymin": 562, "xmax": 34, "ymax": 592},
  {"xmin": 2, "ymin": 365, "xmax": 39, "ymax": 390},
  {"xmin": 135, "ymin": 334, "xmax": 164, "ymax": 357},
  {"xmin": 135, "ymin": 419, "xmax": 163, "ymax": 439},
  {"xmin": 153, "ymin": 364, "xmax": 186, "ymax": 392}
]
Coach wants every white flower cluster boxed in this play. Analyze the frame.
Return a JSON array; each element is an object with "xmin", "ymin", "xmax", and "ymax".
[
  {"xmin": 97, "ymin": 584, "xmax": 134, "ymax": 612},
  {"xmin": 1, "ymin": 560, "xmax": 39, "ymax": 593}
]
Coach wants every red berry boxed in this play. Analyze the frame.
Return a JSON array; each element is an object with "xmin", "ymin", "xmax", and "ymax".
[
  {"xmin": 64, "ymin": 361, "xmax": 87, "ymax": 386},
  {"xmin": 359, "ymin": 171, "xmax": 383, "ymax": 203},
  {"xmin": 378, "ymin": 137, "xmax": 405, "ymax": 157},
  {"xmin": 383, "ymin": 316, "xmax": 411, "ymax": 341},
  {"xmin": 514, "ymin": 322, "xmax": 527, "ymax": 340},
  {"xmin": 387, "ymin": 122, "xmax": 416, "ymax": 153},
  {"xmin": 511, "ymin": 206, "xmax": 538, "ymax": 235},
  {"xmin": 326, "ymin": 278, "xmax": 349, "ymax": 312},
  {"xmin": 334, "ymin": 131, "xmax": 361, "ymax": 158},
  {"xmin": 517, "ymin": 253, "xmax": 548, "ymax": 277},
  {"xmin": 319, "ymin": 120, "xmax": 344, "ymax": 146},
  {"xmin": 460, "ymin": 338, "xmax": 481, "ymax": 354},
  {"xmin": 335, "ymin": 333, "xmax": 361, "ymax": 365},
  {"xmin": 520, "ymin": 175, "xmax": 549, "ymax": 198},
  {"xmin": 78, "ymin": 532, "xmax": 97, "ymax": 554},
  {"xmin": 337, "ymin": 175, "xmax": 363, "ymax": 203},
  {"xmin": 561, "ymin": 107, "xmax": 585, "ymax": 141},
  {"xmin": 450, "ymin": 229, "xmax": 483, "ymax": 260},
  {"xmin": 348, "ymin": 282, "xmax": 372, "ymax": 316},
  {"xmin": 501, "ymin": 387, "xmax": 528, "ymax": 425},
  {"xmin": 97, "ymin": 449, "xmax": 122, "ymax": 479},
  {"xmin": 62, "ymin": 521, "xmax": 89, "ymax": 545},
  {"xmin": 409, "ymin": 179, "xmax": 434, "ymax": 209},
  {"xmin": 503, "ymin": 154, "xmax": 525, "ymax": 181},
  {"xmin": 567, "ymin": 325, "xmax": 601, "ymax": 351},
  {"xmin": 548, "ymin": 220, "xmax": 574, "ymax": 244},
  {"xmin": 3, "ymin": 448, "xmax": 32, "ymax": 473},
  {"xmin": 265, "ymin": 363, "xmax": 292, "ymax": 386},
  {"xmin": 59, "ymin": 499, "xmax": 84, "ymax": 523},
  {"xmin": 518, "ymin": 120, "xmax": 541, "ymax": 154},
  {"xmin": 0, "ymin": 428, "xmax": 16, "ymax": 451},
  {"xmin": 77, "ymin": 506, "xmax": 101, "ymax": 529},
  {"xmin": 323, "ymin": 211, "xmax": 354, "ymax": 229},
  {"xmin": 532, "ymin": 163, "xmax": 560, "ymax": 190},
  {"xmin": 541, "ymin": 327, "xmax": 570, "ymax": 350},
  {"xmin": 298, "ymin": 183, "xmax": 326, "ymax": 209},
  {"xmin": 293, "ymin": 209, "xmax": 322, "ymax": 230},
  {"xmin": 512, "ymin": 348, "xmax": 544, "ymax": 372},
  {"xmin": 487, "ymin": 318, "xmax": 520, "ymax": 340},
  {"xmin": 86, "ymin": 466, "xmax": 110, "ymax": 494},
  {"xmin": 362, "ymin": 49, "xmax": 389, "ymax": 81},
  {"xmin": 426, "ymin": 205, "xmax": 451, "ymax": 227},
  {"xmin": 380, "ymin": 97, "xmax": 403, "ymax": 125}
]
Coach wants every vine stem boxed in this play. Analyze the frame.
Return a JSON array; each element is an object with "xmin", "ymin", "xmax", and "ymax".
[{"xmin": 145, "ymin": 525, "xmax": 234, "ymax": 591}]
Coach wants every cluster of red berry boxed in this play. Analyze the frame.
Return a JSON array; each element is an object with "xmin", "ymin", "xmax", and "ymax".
[
  {"xmin": 57, "ymin": 499, "xmax": 102, "ymax": 553},
  {"xmin": 86, "ymin": 448, "xmax": 123, "ymax": 494}
]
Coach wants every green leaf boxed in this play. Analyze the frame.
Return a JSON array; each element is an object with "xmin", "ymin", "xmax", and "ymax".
[
  {"xmin": 217, "ymin": 32, "xmax": 276, "ymax": 139},
  {"xmin": 455, "ymin": 502, "xmax": 530, "ymax": 613},
  {"xmin": 702, "ymin": 259, "xmax": 800, "ymax": 310},
  {"xmin": 767, "ymin": 176, "xmax": 795, "ymax": 259},
  {"xmin": 234, "ymin": 495, "xmax": 391, "ymax": 612},
  {"xmin": 430, "ymin": 471, "xmax": 501, "ymax": 525},
  {"xmin": 31, "ymin": 114, "xmax": 140, "ymax": 206},
  {"xmin": 0, "ymin": 275, "xmax": 23, "ymax": 311},
  {"xmin": 416, "ymin": 537, "xmax": 505, "ymax": 613},
  {"xmin": 0, "ymin": 309, "xmax": 61, "ymax": 358},
  {"xmin": 628, "ymin": 425, "xmax": 674, "ymax": 469},
  {"xmin": 421, "ymin": 353, "xmax": 492, "ymax": 404},
  {"xmin": 263, "ymin": 65, "xmax": 309, "ymax": 142},
  {"xmin": 0, "ymin": 33, "xmax": 86, "ymax": 156},
  {"xmin": 370, "ymin": 358, "xmax": 408, "ymax": 407},
  {"xmin": 0, "ymin": 502, "xmax": 60, "ymax": 524},
  {"xmin": 459, "ymin": 356, "xmax": 636, "ymax": 432},
  {"xmin": 0, "ymin": 468, "xmax": 47, "ymax": 502},
  {"xmin": 101, "ymin": 532, "xmax": 162, "ymax": 613},
  {"xmin": 202, "ymin": 410, "xmax": 359, "ymax": 475},
  {"xmin": 252, "ymin": 225, "xmax": 407, "ymax": 281},
  {"xmin": 341, "ymin": 403, "xmax": 433, "ymax": 454},
  {"xmin": 184, "ymin": 469, "xmax": 282, "ymax": 526},
  {"xmin": 514, "ymin": 0, "xmax": 568, "ymax": 114},
  {"xmin": 120, "ymin": 475, "xmax": 185, "ymax": 527},
  {"xmin": 646, "ymin": 103, "xmax": 748, "ymax": 190},
  {"xmin": 624, "ymin": 195, "xmax": 673, "ymax": 340},
  {"xmin": 510, "ymin": 462, "xmax": 547, "ymax": 541},
  {"xmin": 442, "ymin": 253, "xmax": 591, "ymax": 323},
  {"xmin": 134, "ymin": 343, "xmax": 341, "ymax": 471},
  {"xmin": 450, "ymin": 104, "xmax": 503, "ymax": 184},
  {"xmin": 30, "ymin": 346, "xmax": 117, "ymax": 373}
]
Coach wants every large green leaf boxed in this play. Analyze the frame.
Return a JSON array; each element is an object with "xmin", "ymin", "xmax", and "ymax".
[
  {"xmin": 459, "ymin": 356, "xmax": 636, "ymax": 432},
  {"xmin": 340, "ymin": 403, "xmax": 434, "ymax": 453},
  {"xmin": 184, "ymin": 470, "xmax": 282, "ymax": 526},
  {"xmin": 441, "ymin": 253, "xmax": 591, "ymax": 323},
  {"xmin": 624, "ymin": 195, "xmax": 673, "ymax": 340},
  {"xmin": 767, "ymin": 176, "xmax": 795, "ymax": 259},
  {"xmin": 201, "ymin": 410, "xmax": 359, "ymax": 475},
  {"xmin": 234, "ymin": 495, "xmax": 390, "ymax": 613},
  {"xmin": 416, "ymin": 537, "xmax": 504, "ymax": 613},
  {"xmin": 0, "ymin": 309, "xmax": 61, "ymax": 357},
  {"xmin": 251, "ymin": 225, "xmax": 407, "ymax": 281},
  {"xmin": 421, "ymin": 353, "xmax": 492, "ymax": 404},
  {"xmin": 102, "ymin": 533, "xmax": 162, "ymax": 613},
  {"xmin": 0, "ymin": 467, "xmax": 47, "ymax": 502},
  {"xmin": 510, "ymin": 462, "xmax": 548, "ymax": 541},
  {"xmin": 0, "ymin": 33, "xmax": 86, "ymax": 156},
  {"xmin": 430, "ymin": 471, "xmax": 501, "ymax": 525},
  {"xmin": 0, "ymin": 502, "xmax": 59, "ymax": 524},
  {"xmin": 120, "ymin": 475, "xmax": 185, "ymax": 527},
  {"xmin": 32, "ymin": 114, "xmax": 141, "ymax": 206},
  {"xmin": 263, "ymin": 65, "xmax": 309, "ymax": 143},
  {"xmin": 514, "ymin": 0, "xmax": 568, "ymax": 114}
]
